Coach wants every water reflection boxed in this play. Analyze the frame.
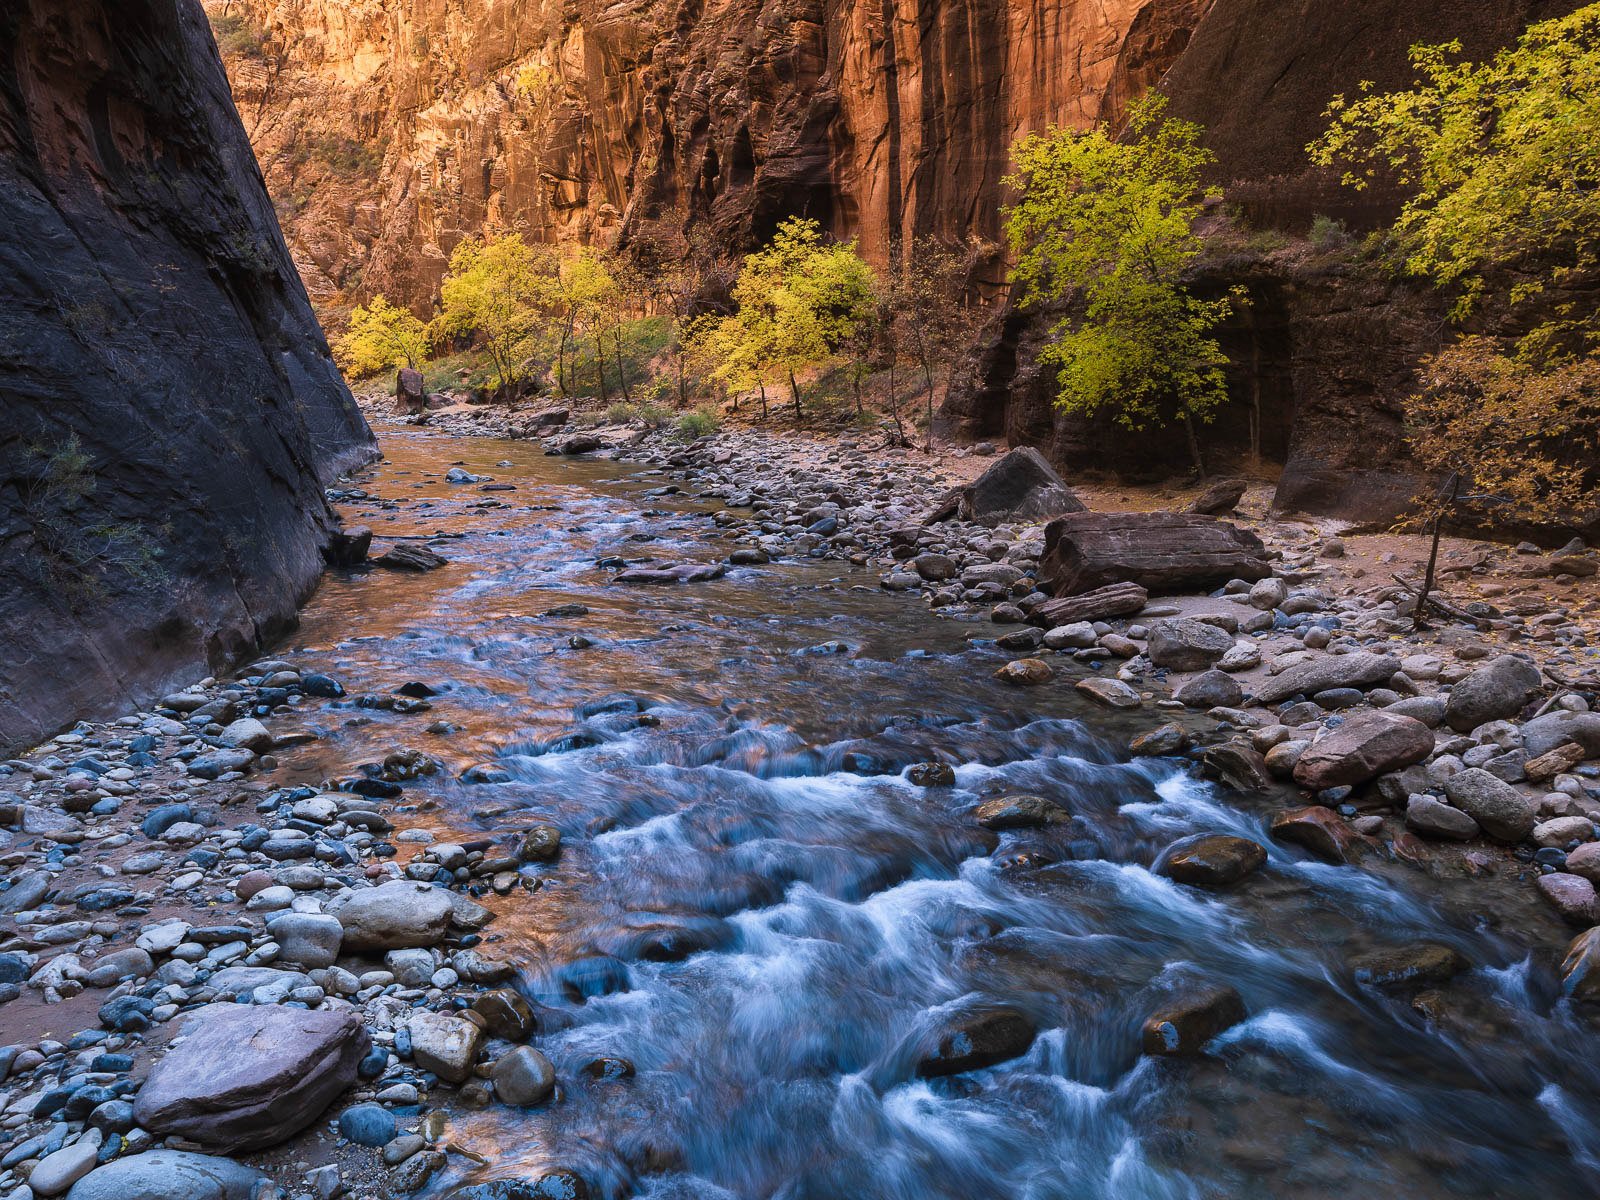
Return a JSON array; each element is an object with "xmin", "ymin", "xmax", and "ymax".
[{"xmin": 268, "ymin": 430, "xmax": 1600, "ymax": 1198}]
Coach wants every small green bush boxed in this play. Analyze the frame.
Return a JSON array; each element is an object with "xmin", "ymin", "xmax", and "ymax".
[
  {"xmin": 675, "ymin": 407, "xmax": 720, "ymax": 439},
  {"xmin": 604, "ymin": 402, "xmax": 634, "ymax": 424},
  {"xmin": 1309, "ymin": 214, "xmax": 1351, "ymax": 253}
]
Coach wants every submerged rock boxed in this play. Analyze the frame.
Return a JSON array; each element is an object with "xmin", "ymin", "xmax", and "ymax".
[
  {"xmin": 1154, "ymin": 833, "xmax": 1268, "ymax": 886},
  {"xmin": 915, "ymin": 1009, "xmax": 1037, "ymax": 1077},
  {"xmin": 1141, "ymin": 984, "xmax": 1246, "ymax": 1055},
  {"xmin": 973, "ymin": 794, "xmax": 1071, "ymax": 830}
]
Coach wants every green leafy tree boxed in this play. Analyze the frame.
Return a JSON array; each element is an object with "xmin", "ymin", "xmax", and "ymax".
[
  {"xmin": 1311, "ymin": 6, "xmax": 1600, "ymax": 593},
  {"xmin": 553, "ymin": 248, "xmax": 616, "ymax": 399},
  {"xmin": 334, "ymin": 295, "xmax": 428, "ymax": 377},
  {"xmin": 434, "ymin": 234, "xmax": 557, "ymax": 390},
  {"xmin": 694, "ymin": 218, "xmax": 875, "ymax": 419},
  {"xmin": 1004, "ymin": 94, "xmax": 1239, "ymax": 474}
]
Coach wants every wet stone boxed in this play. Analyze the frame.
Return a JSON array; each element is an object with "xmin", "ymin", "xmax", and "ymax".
[
  {"xmin": 973, "ymin": 795, "xmax": 1070, "ymax": 831},
  {"xmin": 1141, "ymin": 984, "xmax": 1246, "ymax": 1056},
  {"xmin": 1154, "ymin": 834, "xmax": 1268, "ymax": 886},
  {"xmin": 915, "ymin": 1009, "xmax": 1037, "ymax": 1077},
  {"xmin": 1350, "ymin": 942, "xmax": 1469, "ymax": 990}
]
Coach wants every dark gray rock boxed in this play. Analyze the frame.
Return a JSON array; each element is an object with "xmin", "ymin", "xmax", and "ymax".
[
  {"xmin": 928, "ymin": 447, "xmax": 1086, "ymax": 527},
  {"xmin": 1442, "ymin": 768, "xmax": 1538, "ymax": 842},
  {"xmin": 63, "ymin": 1150, "xmax": 275, "ymax": 1200},
  {"xmin": 1146, "ymin": 619, "xmax": 1235, "ymax": 672},
  {"xmin": 1444, "ymin": 655, "xmax": 1542, "ymax": 733},
  {"xmin": 0, "ymin": 0, "xmax": 373, "ymax": 756},
  {"xmin": 1254, "ymin": 652, "xmax": 1400, "ymax": 705}
]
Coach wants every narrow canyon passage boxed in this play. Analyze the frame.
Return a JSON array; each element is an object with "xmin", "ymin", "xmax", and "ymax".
[{"xmin": 269, "ymin": 428, "xmax": 1600, "ymax": 1199}]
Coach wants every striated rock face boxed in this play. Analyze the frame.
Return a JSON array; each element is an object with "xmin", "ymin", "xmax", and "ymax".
[
  {"xmin": 0, "ymin": 0, "xmax": 375, "ymax": 754},
  {"xmin": 209, "ymin": 0, "xmax": 1204, "ymax": 307}
]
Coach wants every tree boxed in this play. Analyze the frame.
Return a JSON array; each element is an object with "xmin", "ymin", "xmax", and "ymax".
[
  {"xmin": 334, "ymin": 295, "xmax": 428, "ymax": 377},
  {"xmin": 1311, "ymin": 6, "xmax": 1600, "ymax": 571},
  {"xmin": 632, "ymin": 228, "xmax": 737, "ymax": 407},
  {"xmin": 694, "ymin": 218, "xmax": 875, "ymax": 419},
  {"xmin": 1004, "ymin": 93, "xmax": 1240, "ymax": 475},
  {"xmin": 434, "ymin": 235, "xmax": 557, "ymax": 390},
  {"xmin": 553, "ymin": 249, "xmax": 616, "ymax": 400},
  {"xmin": 884, "ymin": 237, "xmax": 988, "ymax": 450}
]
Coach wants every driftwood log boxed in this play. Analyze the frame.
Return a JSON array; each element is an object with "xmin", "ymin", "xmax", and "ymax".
[
  {"xmin": 1042, "ymin": 511, "xmax": 1271, "ymax": 596},
  {"xmin": 1029, "ymin": 582, "xmax": 1149, "ymax": 627}
]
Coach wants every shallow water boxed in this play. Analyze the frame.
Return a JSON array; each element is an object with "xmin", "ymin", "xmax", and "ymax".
[{"xmin": 274, "ymin": 428, "xmax": 1600, "ymax": 1199}]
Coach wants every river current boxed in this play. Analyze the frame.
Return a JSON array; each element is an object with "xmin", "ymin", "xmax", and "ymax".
[{"xmin": 272, "ymin": 428, "xmax": 1600, "ymax": 1199}]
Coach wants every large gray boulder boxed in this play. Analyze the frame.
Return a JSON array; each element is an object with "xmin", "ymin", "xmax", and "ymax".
[
  {"xmin": 65, "ymin": 1151, "xmax": 276, "ymax": 1200},
  {"xmin": 266, "ymin": 912, "xmax": 344, "ymax": 969},
  {"xmin": 1146, "ymin": 619, "xmax": 1235, "ymax": 672},
  {"xmin": 928, "ymin": 447, "xmax": 1085, "ymax": 527},
  {"xmin": 1442, "ymin": 768, "xmax": 1538, "ymax": 842},
  {"xmin": 1444, "ymin": 655, "xmax": 1542, "ymax": 732},
  {"xmin": 1522, "ymin": 711, "xmax": 1600, "ymax": 758},
  {"xmin": 330, "ymin": 880, "xmax": 453, "ymax": 951},
  {"xmin": 1292, "ymin": 710, "xmax": 1435, "ymax": 790},
  {"xmin": 132, "ymin": 1004, "xmax": 369, "ymax": 1151},
  {"xmin": 1254, "ymin": 652, "xmax": 1400, "ymax": 705}
]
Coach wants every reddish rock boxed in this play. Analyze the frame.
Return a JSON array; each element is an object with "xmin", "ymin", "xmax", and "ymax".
[
  {"xmin": 1141, "ymin": 984, "xmax": 1246, "ymax": 1055},
  {"xmin": 1538, "ymin": 873, "xmax": 1600, "ymax": 927},
  {"xmin": 1270, "ymin": 806, "xmax": 1361, "ymax": 863},
  {"xmin": 1154, "ymin": 833, "xmax": 1268, "ymax": 886},
  {"xmin": 233, "ymin": 870, "xmax": 274, "ymax": 901},
  {"xmin": 133, "ymin": 1005, "xmax": 369, "ymax": 1151},
  {"xmin": 1292, "ymin": 710, "xmax": 1435, "ymax": 791}
]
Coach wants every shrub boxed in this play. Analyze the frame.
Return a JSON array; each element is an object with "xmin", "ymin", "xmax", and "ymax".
[
  {"xmin": 675, "ymin": 407, "xmax": 721, "ymax": 439},
  {"xmin": 1309, "ymin": 215, "xmax": 1351, "ymax": 253}
]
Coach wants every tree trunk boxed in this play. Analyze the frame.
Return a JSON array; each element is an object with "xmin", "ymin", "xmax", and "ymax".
[
  {"xmin": 1181, "ymin": 412, "xmax": 1205, "ymax": 478},
  {"xmin": 557, "ymin": 318, "xmax": 572, "ymax": 396},
  {"xmin": 758, "ymin": 380, "xmax": 768, "ymax": 421},
  {"xmin": 922, "ymin": 357, "xmax": 935, "ymax": 453},
  {"xmin": 595, "ymin": 330, "xmax": 608, "ymax": 404},
  {"xmin": 614, "ymin": 324, "xmax": 631, "ymax": 402},
  {"xmin": 1414, "ymin": 472, "xmax": 1460, "ymax": 631},
  {"xmin": 887, "ymin": 358, "xmax": 905, "ymax": 443},
  {"xmin": 789, "ymin": 369, "xmax": 803, "ymax": 420}
]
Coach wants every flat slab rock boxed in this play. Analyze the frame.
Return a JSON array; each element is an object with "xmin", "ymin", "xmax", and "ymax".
[
  {"xmin": 132, "ymin": 1003, "xmax": 370, "ymax": 1151},
  {"xmin": 1041, "ymin": 511, "xmax": 1270, "ymax": 596},
  {"xmin": 1030, "ymin": 582, "xmax": 1148, "ymax": 627},
  {"xmin": 614, "ymin": 563, "xmax": 728, "ymax": 584}
]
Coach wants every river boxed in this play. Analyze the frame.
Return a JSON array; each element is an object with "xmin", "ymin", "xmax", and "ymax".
[{"xmin": 271, "ymin": 427, "xmax": 1600, "ymax": 1199}]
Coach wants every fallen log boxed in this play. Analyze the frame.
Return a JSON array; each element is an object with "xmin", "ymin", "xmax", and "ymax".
[{"xmin": 1029, "ymin": 582, "xmax": 1149, "ymax": 626}]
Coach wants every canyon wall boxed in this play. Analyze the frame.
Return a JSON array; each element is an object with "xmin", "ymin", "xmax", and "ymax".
[
  {"xmin": 210, "ymin": 0, "xmax": 1212, "ymax": 309},
  {"xmin": 0, "ymin": 0, "xmax": 376, "ymax": 753}
]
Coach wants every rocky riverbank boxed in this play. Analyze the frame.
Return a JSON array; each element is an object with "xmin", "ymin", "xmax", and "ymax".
[{"xmin": 1, "ymin": 398, "xmax": 1597, "ymax": 1200}]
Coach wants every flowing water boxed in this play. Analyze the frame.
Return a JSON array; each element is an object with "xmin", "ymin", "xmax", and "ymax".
[{"xmin": 275, "ymin": 428, "xmax": 1600, "ymax": 1199}]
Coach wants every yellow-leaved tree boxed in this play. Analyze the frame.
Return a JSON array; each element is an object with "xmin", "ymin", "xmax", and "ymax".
[
  {"xmin": 693, "ymin": 218, "xmax": 875, "ymax": 419},
  {"xmin": 433, "ymin": 234, "xmax": 558, "ymax": 390},
  {"xmin": 334, "ymin": 295, "xmax": 428, "ymax": 378}
]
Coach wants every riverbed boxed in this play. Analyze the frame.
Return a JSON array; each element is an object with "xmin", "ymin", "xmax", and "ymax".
[{"xmin": 276, "ymin": 427, "xmax": 1600, "ymax": 1199}]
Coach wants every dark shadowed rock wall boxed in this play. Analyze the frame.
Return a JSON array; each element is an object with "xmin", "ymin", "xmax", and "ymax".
[{"xmin": 0, "ymin": 0, "xmax": 375, "ymax": 753}]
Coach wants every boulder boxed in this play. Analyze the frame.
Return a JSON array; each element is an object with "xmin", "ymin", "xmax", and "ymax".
[
  {"xmin": 1291, "ymin": 710, "xmax": 1434, "ymax": 790},
  {"xmin": 994, "ymin": 658, "xmax": 1052, "ymax": 685},
  {"xmin": 267, "ymin": 912, "xmax": 344, "ymax": 969},
  {"xmin": 1441, "ymin": 769, "xmax": 1537, "ymax": 842},
  {"xmin": 1270, "ymin": 806, "xmax": 1360, "ymax": 862},
  {"xmin": 1154, "ymin": 833, "xmax": 1267, "ymax": 885},
  {"xmin": 1538, "ymin": 873, "xmax": 1600, "ymax": 926},
  {"xmin": 1173, "ymin": 670, "xmax": 1244, "ymax": 709},
  {"xmin": 407, "ymin": 1010, "xmax": 483, "ymax": 1083},
  {"xmin": 394, "ymin": 367, "xmax": 426, "ymax": 414},
  {"xmin": 914, "ymin": 1009, "xmax": 1037, "ymax": 1077},
  {"xmin": 132, "ymin": 1005, "xmax": 369, "ymax": 1151},
  {"xmin": 1560, "ymin": 927, "xmax": 1600, "ymax": 1001},
  {"xmin": 1041, "ymin": 511, "xmax": 1270, "ymax": 597},
  {"xmin": 927, "ymin": 447, "xmax": 1085, "ymax": 527},
  {"xmin": 1075, "ymin": 677, "xmax": 1142, "ymax": 708},
  {"xmin": 1521, "ymin": 711, "xmax": 1600, "ymax": 758},
  {"xmin": 63, "ymin": 1151, "xmax": 274, "ymax": 1200},
  {"xmin": 1253, "ymin": 652, "xmax": 1400, "ymax": 705},
  {"xmin": 973, "ymin": 795, "xmax": 1071, "ymax": 830},
  {"xmin": 1405, "ymin": 795, "xmax": 1479, "ymax": 841},
  {"xmin": 1146, "ymin": 619, "xmax": 1235, "ymax": 671},
  {"xmin": 374, "ymin": 543, "xmax": 448, "ymax": 571},
  {"xmin": 1349, "ymin": 942, "xmax": 1468, "ymax": 989},
  {"xmin": 1187, "ymin": 479, "xmax": 1249, "ymax": 515},
  {"xmin": 1444, "ymin": 655, "xmax": 1542, "ymax": 732},
  {"xmin": 323, "ymin": 525, "xmax": 372, "ymax": 567},
  {"xmin": 331, "ymin": 881, "xmax": 453, "ymax": 952},
  {"xmin": 1141, "ymin": 983, "xmax": 1246, "ymax": 1055},
  {"xmin": 492, "ymin": 1046, "xmax": 556, "ymax": 1106}
]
